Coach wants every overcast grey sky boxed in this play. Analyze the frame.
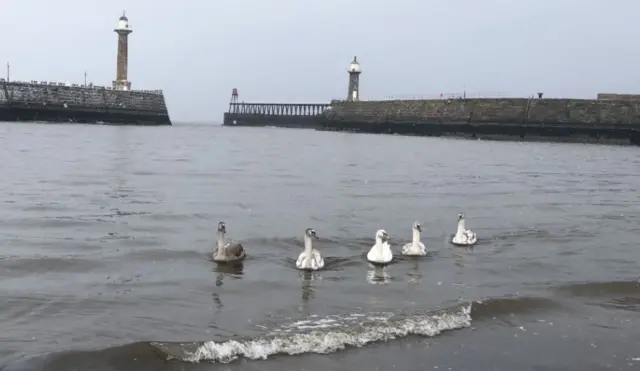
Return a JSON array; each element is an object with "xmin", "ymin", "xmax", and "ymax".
[{"xmin": 4, "ymin": 0, "xmax": 639, "ymax": 122}]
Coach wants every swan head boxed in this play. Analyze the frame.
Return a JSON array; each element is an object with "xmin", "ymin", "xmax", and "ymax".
[
  {"xmin": 217, "ymin": 221, "xmax": 226, "ymax": 234},
  {"xmin": 412, "ymin": 221, "xmax": 422, "ymax": 232},
  {"xmin": 375, "ymin": 229, "xmax": 389, "ymax": 242},
  {"xmin": 457, "ymin": 213, "xmax": 465, "ymax": 222},
  {"xmin": 305, "ymin": 228, "xmax": 319, "ymax": 239}
]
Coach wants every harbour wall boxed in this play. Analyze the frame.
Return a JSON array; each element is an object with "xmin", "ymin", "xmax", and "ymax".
[
  {"xmin": 321, "ymin": 98, "xmax": 640, "ymax": 145},
  {"xmin": 0, "ymin": 81, "xmax": 171, "ymax": 125}
]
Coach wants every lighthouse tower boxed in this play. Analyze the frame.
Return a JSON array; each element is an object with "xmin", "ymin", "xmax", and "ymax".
[
  {"xmin": 347, "ymin": 56, "xmax": 361, "ymax": 101},
  {"xmin": 112, "ymin": 12, "xmax": 133, "ymax": 91}
]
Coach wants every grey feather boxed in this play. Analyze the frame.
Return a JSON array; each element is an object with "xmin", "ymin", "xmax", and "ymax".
[
  {"xmin": 214, "ymin": 241, "xmax": 245, "ymax": 262},
  {"xmin": 225, "ymin": 242, "xmax": 245, "ymax": 258}
]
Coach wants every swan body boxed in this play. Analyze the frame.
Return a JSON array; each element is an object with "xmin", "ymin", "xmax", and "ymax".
[
  {"xmin": 452, "ymin": 214, "xmax": 477, "ymax": 246},
  {"xmin": 296, "ymin": 228, "xmax": 324, "ymax": 271},
  {"xmin": 402, "ymin": 221, "xmax": 427, "ymax": 256},
  {"xmin": 367, "ymin": 229, "xmax": 393, "ymax": 264},
  {"xmin": 213, "ymin": 221, "xmax": 246, "ymax": 262}
]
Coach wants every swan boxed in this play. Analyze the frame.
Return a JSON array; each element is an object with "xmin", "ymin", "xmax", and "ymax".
[
  {"xmin": 367, "ymin": 229, "xmax": 393, "ymax": 264},
  {"xmin": 452, "ymin": 213, "xmax": 477, "ymax": 246},
  {"xmin": 296, "ymin": 228, "xmax": 324, "ymax": 271},
  {"xmin": 213, "ymin": 221, "xmax": 246, "ymax": 262},
  {"xmin": 402, "ymin": 221, "xmax": 426, "ymax": 256}
]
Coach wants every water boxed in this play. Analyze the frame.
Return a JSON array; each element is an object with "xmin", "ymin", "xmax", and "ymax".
[{"xmin": 1, "ymin": 122, "xmax": 639, "ymax": 371}]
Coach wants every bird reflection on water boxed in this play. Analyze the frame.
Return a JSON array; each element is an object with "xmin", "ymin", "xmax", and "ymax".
[
  {"xmin": 406, "ymin": 260, "xmax": 422, "ymax": 286},
  {"xmin": 300, "ymin": 270, "xmax": 321, "ymax": 304},
  {"xmin": 366, "ymin": 264, "xmax": 391, "ymax": 285},
  {"xmin": 213, "ymin": 261, "xmax": 244, "ymax": 287}
]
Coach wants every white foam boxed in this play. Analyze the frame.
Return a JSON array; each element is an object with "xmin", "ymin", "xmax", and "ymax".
[{"xmin": 183, "ymin": 304, "xmax": 472, "ymax": 363}]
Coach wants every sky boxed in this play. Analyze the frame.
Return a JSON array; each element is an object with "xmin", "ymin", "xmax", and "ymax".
[{"xmin": 3, "ymin": 0, "xmax": 639, "ymax": 122}]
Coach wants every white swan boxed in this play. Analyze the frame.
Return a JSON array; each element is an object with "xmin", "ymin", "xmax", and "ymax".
[
  {"xmin": 402, "ymin": 221, "xmax": 426, "ymax": 256},
  {"xmin": 213, "ymin": 221, "xmax": 246, "ymax": 262},
  {"xmin": 296, "ymin": 228, "xmax": 324, "ymax": 270},
  {"xmin": 452, "ymin": 213, "xmax": 477, "ymax": 246},
  {"xmin": 367, "ymin": 229, "xmax": 393, "ymax": 264}
]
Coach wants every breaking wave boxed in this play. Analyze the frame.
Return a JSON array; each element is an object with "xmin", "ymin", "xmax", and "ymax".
[
  {"xmin": 151, "ymin": 303, "xmax": 472, "ymax": 363},
  {"xmin": 3, "ymin": 294, "xmax": 578, "ymax": 370}
]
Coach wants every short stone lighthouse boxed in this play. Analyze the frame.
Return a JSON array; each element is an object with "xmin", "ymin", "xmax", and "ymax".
[
  {"xmin": 347, "ymin": 56, "xmax": 361, "ymax": 101},
  {"xmin": 112, "ymin": 11, "xmax": 133, "ymax": 91}
]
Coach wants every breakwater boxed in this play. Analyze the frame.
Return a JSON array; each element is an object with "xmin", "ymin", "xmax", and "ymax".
[
  {"xmin": 321, "ymin": 97, "xmax": 640, "ymax": 145},
  {"xmin": 0, "ymin": 80, "xmax": 171, "ymax": 125},
  {"xmin": 223, "ymin": 102, "xmax": 330, "ymax": 129},
  {"xmin": 221, "ymin": 97, "xmax": 640, "ymax": 145}
]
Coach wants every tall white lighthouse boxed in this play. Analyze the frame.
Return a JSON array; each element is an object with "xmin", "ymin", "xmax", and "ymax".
[
  {"xmin": 112, "ymin": 11, "xmax": 133, "ymax": 91},
  {"xmin": 347, "ymin": 56, "xmax": 361, "ymax": 101}
]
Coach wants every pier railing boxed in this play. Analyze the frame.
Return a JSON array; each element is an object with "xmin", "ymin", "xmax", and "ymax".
[{"xmin": 228, "ymin": 102, "xmax": 330, "ymax": 116}]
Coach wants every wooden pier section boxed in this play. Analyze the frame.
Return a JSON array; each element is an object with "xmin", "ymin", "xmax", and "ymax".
[{"xmin": 223, "ymin": 102, "xmax": 330, "ymax": 128}]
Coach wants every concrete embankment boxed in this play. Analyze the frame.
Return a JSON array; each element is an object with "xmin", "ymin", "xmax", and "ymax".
[
  {"xmin": 0, "ymin": 81, "xmax": 171, "ymax": 125},
  {"xmin": 321, "ymin": 98, "xmax": 640, "ymax": 145}
]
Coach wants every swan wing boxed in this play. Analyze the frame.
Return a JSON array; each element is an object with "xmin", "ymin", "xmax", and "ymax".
[
  {"xmin": 452, "ymin": 230, "xmax": 477, "ymax": 245},
  {"xmin": 382, "ymin": 242, "xmax": 393, "ymax": 262},
  {"xmin": 366, "ymin": 245, "xmax": 378, "ymax": 262},
  {"xmin": 401, "ymin": 242, "xmax": 413, "ymax": 255},
  {"xmin": 312, "ymin": 249, "xmax": 324, "ymax": 269},
  {"xmin": 402, "ymin": 242, "xmax": 426, "ymax": 256},
  {"xmin": 225, "ymin": 241, "xmax": 245, "ymax": 259},
  {"xmin": 464, "ymin": 230, "xmax": 477, "ymax": 244},
  {"xmin": 296, "ymin": 252, "xmax": 306, "ymax": 269}
]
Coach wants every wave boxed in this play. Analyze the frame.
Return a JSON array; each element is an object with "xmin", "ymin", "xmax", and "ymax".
[
  {"xmin": 150, "ymin": 303, "xmax": 472, "ymax": 363},
  {"xmin": 469, "ymin": 296, "xmax": 564, "ymax": 320},
  {"xmin": 550, "ymin": 280, "xmax": 640, "ymax": 313},
  {"xmin": 551, "ymin": 279, "xmax": 640, "ymax": 297},
  {"xmin": 2, "ymin": 295, "xmax": 575, "ymax": 369},
  {"xmin": 150, "ymin": 295, "xmax": 566, "ymax": 363}
]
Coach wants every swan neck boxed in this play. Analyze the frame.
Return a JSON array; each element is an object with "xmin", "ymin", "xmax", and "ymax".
[
  {"xmin": 217, "ymin": 231, "xmax": 226, "ymax": 250},
  {"xmin": 457, "ymin": 219, "xmax": 465, "ymax": 233},
  {"xmin": 412, "ymin": 228, "xmax": 420, "ymax": 244},
  {"xmin": 304, "ymin": 235, "xmax": 313, "ymax": 257},
  {"xmin": 375, "ymin": 237, "xmax": 384, "ymax": 250}
]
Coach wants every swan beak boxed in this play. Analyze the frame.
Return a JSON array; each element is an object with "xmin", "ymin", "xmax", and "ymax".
[
  {"xmin": 313, "ymin": 234, "xmax": 319, "ymax": 240},
  {"xmin": 416, "ymin": 225, "xmax": 422, "ymax": 232}
]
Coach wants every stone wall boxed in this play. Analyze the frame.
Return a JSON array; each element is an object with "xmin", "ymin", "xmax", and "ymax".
[
  {"xmin": 327, "ymin": 98, "xmax": 640, "ymax": 127},
  {"xmin": 597, "ymin": 93, "xmax": 640, "ymax": 101},
  {"xmin": 0, "ymin": 81, "xmax": 168, "ymax": 113}
]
